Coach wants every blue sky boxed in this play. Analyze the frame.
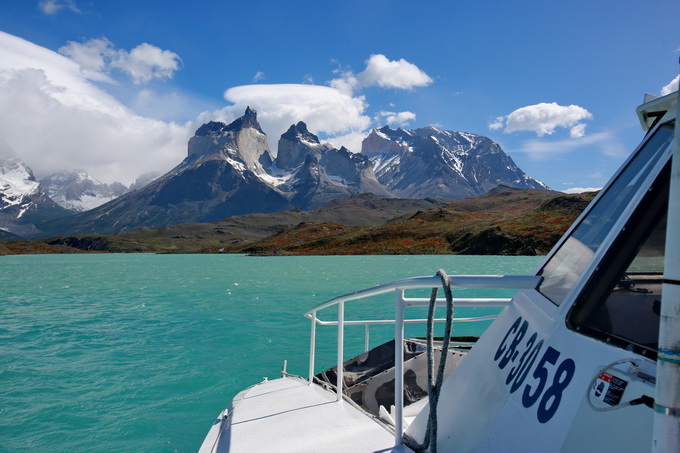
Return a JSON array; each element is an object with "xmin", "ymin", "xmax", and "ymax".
[{"xmin": 0, "ymin": 0, "xmax": 678, "ymax": 192}]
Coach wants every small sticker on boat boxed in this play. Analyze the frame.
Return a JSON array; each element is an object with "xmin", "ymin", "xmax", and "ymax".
[{"xmin": 592, "ymin": 372, "xmax": 628, "ymax": 406}]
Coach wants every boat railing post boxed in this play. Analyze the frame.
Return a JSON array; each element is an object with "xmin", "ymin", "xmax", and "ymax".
[
  {"xmin": 365, "ymin": 324, "xmax": 370, "ymax": 352},
  {"xmin": 394, "ymin": 289, "xmax": 405, "ymax": 446},
  {"xmin": 337, "ymin": 301, "xmax": 345, "ymax": 402},
  {"xmin": 309, "ymin": 310, "xmax": 317, "ymax": 385}
]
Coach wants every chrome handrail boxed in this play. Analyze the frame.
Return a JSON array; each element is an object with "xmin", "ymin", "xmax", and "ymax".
[{"xmin": 303, "ymin": 274, "xmax": 542, "ymax": 446}]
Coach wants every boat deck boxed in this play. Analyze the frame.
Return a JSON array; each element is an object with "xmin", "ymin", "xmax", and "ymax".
[{"xmin": 206, "ymin": 376, "xmax": 413, "ymax": 453}]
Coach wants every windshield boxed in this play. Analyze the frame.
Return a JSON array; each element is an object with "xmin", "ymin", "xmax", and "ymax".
[{"xmin": 538, "ymin": 123, "xmax": 673, "ymax": 305}]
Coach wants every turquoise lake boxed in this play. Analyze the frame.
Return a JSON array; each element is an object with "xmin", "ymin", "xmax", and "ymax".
[{"xmin": 0, "ymin": 253, "xmax": 543, "ymax": 452}]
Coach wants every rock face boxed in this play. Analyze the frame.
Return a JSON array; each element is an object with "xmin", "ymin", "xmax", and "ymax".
[
  {"xmin": 276, "ymin": 122, "xmax": 332, "ymax": 171},
  {"xmin": 362, "ymin": 126, "xmax": 547, "ymax": 198},
  {"xmin": 40, "ymin": 170, "xmax": 129, "ymax": 212},
  {"xmin": 276, "ymin": 122, "xmax": 391, "ymax": 209},
  {"xmin": 0, "ymin": 143, "xmax": 72, "ymax": 236},
  {"xmin": 188, "ymin": 107, "xmax": 273, "ymax": 174}
]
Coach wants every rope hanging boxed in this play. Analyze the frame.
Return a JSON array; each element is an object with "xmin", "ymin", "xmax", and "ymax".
[{"xmin": 404, "ymin": 269, "xmax": 454, "ymax": 453}]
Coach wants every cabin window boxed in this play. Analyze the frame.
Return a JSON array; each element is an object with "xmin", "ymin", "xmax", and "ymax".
[
  {"xmin": 538, "ymin": 123, "xmax": 673, "ymax": 306},
  {"xmin": 566, "ymin": 160, "xmax": 670, "ymax": 358}
]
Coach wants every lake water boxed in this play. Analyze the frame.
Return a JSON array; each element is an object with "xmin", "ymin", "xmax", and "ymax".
[{"xmin": 0, "ymin": 253, "xmax": 543, "ymax": 452}]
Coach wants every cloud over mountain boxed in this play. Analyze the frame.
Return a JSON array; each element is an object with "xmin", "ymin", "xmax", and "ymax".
[
  {"xmin": 214, "ymin": 55, "xmax": 431, "ymax": 153},
  {"xmin": 0, "ymin": 32, "xmax": 189, "ymax": 185}
]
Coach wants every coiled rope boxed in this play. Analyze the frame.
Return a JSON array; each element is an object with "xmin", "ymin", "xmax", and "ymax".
[{"xmin": 404, "ymin": 269, "xmax": 454, "ymax": 453}]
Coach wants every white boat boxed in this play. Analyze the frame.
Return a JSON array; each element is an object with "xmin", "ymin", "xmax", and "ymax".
[{"xmin": 200, "ymin": 88, "xmax": 680, "ymax": 452}]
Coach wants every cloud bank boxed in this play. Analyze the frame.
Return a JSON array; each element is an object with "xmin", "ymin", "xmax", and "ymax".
[{"xmin": 0, "ymin": 32, "xmax": 189, "ymax": 185}]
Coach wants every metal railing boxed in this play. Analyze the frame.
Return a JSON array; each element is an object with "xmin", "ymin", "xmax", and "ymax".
[{"xmin": 303, "ymin": 274, "xmax": 542, "ymax": 446}]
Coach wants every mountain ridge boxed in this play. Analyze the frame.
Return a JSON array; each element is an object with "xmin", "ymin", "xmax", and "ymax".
[{"xmin": 4, "ymin": 108, "xmax": 549, "ymax": 238}]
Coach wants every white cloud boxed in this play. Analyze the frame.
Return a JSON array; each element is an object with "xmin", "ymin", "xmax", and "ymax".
[
  {"xmin": 661, "ymin": 75, "xmax": 679, "ymax": 96},
  {"xmin": 329, "ymin": 68, "xmax": 359, "ymax": 95},
  {"xmin": 325, "ymin": 131, "xmax": 370, "ymax": 155},
  {"xmin": 252, "ymin": 71, "xmax": 265, "ymax": 82},
  {"xmin": 562, "ymin": 186, "xmax": 601, "ymax": 194},
  {"xmin": 357, "ymin": 54, "xmax": 433, "ymax": 90},
  {"xmin": 493, "ymin": 102, "xmax": 593, "ymax": 137},
  {"xmin": 207, "ymin": 83, "xmax": 371, "ymax": 153},
  {"xmin": 569, "ymin": 123, "xmax": 587, "ymax": 138},
  {"xmin": 39, "ymin": 0, "xmax": 80, "ymax": 15},
  {"xmin": 377, "ymin": 110, "xmax": 416, "ymax": 127},
  {"xmin": 58, "ymin": 38, "xmax": 117, "ymax": 82},
  {"xmin": 329, "ymin": 54, "xmax": 432, "ymax": 95},
  {"xmin": 488, "ymin": 116, "xmax": 505, "ymax": 130},
  {"xmin": 58, "ymin": 38, "xmax": 182, "ymax": 85},
  {"xmin": 111, "ymin": 43, "xmax": 182, "ymax": 85},
  {"xmin": 0, "ymin": 31, "xmax": 189, "ymax": 185}
]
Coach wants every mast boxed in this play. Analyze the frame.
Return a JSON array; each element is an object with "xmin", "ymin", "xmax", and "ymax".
[{"xmin": 653, "ymin": 67, "xmax": 680, "ymax": 452}]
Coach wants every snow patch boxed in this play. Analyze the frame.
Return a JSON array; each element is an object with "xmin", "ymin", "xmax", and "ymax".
[
  {"xmin": 322, "ymin": 168, "xmax": 346, "ymax": 185},
  {"xmin": 259, "ymin": 163, "xmax": 293, "ymax": 187},
  {"xmin": 374, "ymin": 129, "xmax": 390, "ymax": 140}
]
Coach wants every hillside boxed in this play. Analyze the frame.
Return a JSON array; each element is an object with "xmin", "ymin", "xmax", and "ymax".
[
  {"xmin": 33, "ymin": 195, "xmax": 449, "ymax": 254},
  {"xmin": 0, "ymin": 189, "xmax": 595, "ymax": 256},
  {"xmin": 234, "ymin": 189, "xmax": 594, "ymax": 256}
]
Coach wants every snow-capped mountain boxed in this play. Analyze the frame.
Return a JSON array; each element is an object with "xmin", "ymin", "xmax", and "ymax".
[
  {"xmin": 0, "ymin": 143, "xmax": 72, "ymax": 236},
  {"xmin": 362, "ymin": 126, "xmax": 547, "ymax": 198},
  {"xmin": 40, "ymin": 170, "xmax": 128, "ymax": 212},
  {"xmin": 37, "ymin": 108, "xmax": 549, "ymax": 237}
]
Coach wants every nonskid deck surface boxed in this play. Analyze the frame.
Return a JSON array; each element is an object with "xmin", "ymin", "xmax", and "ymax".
[{"xmin": 219, "ymin": 376, "xmax": 412, "ymax": 453}]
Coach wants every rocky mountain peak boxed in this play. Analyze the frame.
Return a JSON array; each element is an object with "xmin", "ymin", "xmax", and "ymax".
[
  {"xmin": 281, "ymin": 121, "xmax": 319, "ymax": 144},
  {"xmin": 188, "ymin": 108, "xmax": 272, "ymax": 174},
  {"xmin": 195, "ymin": 121, "xmax": 228, "ymax": 137},
  {"xmin": 275, "ymin": 121, "xmax": 331, "ymax": 171},
  {"xmin": 226, "ymin": 106, "xmax": 263, "ymax": 134},
  {"xmin": 193, "ymin": 108, "xmax": 263, "ymax": 138},
  {"xmin": 362, "ymin": 124, "xmax": 548, "ymax": 199},
  {"xmin": 361, "ymin": 127, "xmax": 412, "ymax": 156}
]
